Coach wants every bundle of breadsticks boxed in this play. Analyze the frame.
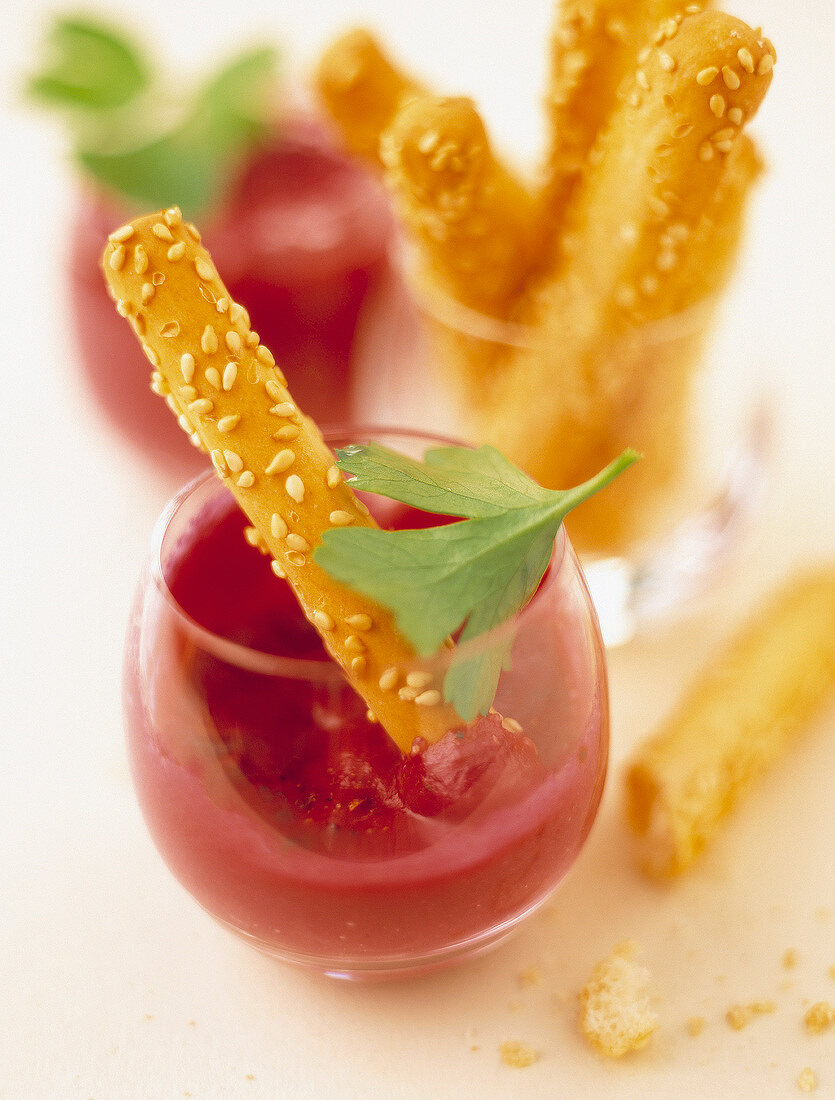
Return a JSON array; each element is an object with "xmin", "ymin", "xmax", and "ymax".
[
  {"xmin": 314, "ymin": 5, "xmax": 776, "ymax": 550},
  {"xmin": 102, "ymin": 209, "xmax": 464, "ymax": 754}
]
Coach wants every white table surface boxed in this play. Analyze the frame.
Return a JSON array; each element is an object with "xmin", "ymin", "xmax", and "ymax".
[{"xmin": 1, "ymin": 2, "xmax": 833, "ymax": 1097}]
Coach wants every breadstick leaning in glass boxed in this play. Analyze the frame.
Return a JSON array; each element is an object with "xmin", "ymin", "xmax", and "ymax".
[{"xmin": 102, "ymin": 209, "xmax": 462, "ymax": 753}]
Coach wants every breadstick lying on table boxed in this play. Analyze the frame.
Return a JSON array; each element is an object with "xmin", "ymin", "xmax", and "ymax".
[
  {"xmin": 314, "ymin": 28, "xmax": 422, "ymax": 166},
  {"xmin": 381, "ymin": 94, "xmax": 540, "ymax": 318},
  {"xmin": 625, "ymin": 569, "xmax": 835, "ymax": 878},
  {"xmin": 476, "ymin": 10, "xmax": 775, "ymax": 548},
  {"xmin": 102, "ymin": 209, "xmax": 461, "ymax": 753},
  {"xmin": 541, "ymin": 0, "xmax": 705, "ymax": 243}
]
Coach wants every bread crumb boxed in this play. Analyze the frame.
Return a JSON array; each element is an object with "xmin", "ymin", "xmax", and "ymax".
[
  {"xmin": 578, "ymin": 942, "xmax": 658, "ymax": 1057},
  {"xmin": 828, "ymin": 965, "xmax": 835, "ymax": 981},
  {"xmin": 499, "ymin": 1041, "xmax": 540, "ymax": 1067},
  {"xmin": 518, "ymin": 967, "xmax": 542, "ymax": 988},
  {"xmin": 686, "ymin": 1016, "xmax": 707, "ymax": 1037},
  {"xmin": 804, "ymin": 1001, "xmax": 835, "ymax": 1034},
  {"xmin": 783, "ymin": 949, "xmax": 800, "ymax": 969},
  {"xmin": 726, "ymin": 1000, "xmax": 775, "ymax": 1029},
  {"xmin": 797, "ymin": 1067, "xmax": 818, "ymax": 1093}
]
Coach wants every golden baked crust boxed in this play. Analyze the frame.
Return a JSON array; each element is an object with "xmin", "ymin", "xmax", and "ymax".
[
  {"xmin": 625, "ymin": 568, "xmax": 835, "ymax": 877},
  {"xmin": 101, "ymin": 209, "xmax": 461, "ymax": 752}
]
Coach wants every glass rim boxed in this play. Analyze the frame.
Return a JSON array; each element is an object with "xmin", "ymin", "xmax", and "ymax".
[
  {"xmin": 403, "ymin": 247, "xmax": 719, "ymax": 350},
  {"xmin": 148, "ymin": 425, "xmax": 569, "ymax": 684}
]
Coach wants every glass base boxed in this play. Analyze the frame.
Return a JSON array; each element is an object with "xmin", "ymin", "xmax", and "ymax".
[{"xmin": 583, "ymin": 400, "xmax": 772, "ymax": 647}]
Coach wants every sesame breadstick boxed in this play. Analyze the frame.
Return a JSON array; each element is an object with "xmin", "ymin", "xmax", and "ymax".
[
  {"xmin": 314, "ymin": 28, "xmax": 422, "ymax": 166},
  {"xmin": 624, "ymin": 568, "xmax": 835, "ymax": 877},
  {"xmin": 102, "ymin": 209, "xmax": 461, "ymax": 753},
  {"xmin": 381, "ymin": 94, "xmax": 540, "ymax": 319},
  {"xmin": 474, "ymin": 10, "xmax": 775, "ymax": 548},
  {"xmin": 540, "ymin": 0, "xmax": 709, "ymax": 242}
]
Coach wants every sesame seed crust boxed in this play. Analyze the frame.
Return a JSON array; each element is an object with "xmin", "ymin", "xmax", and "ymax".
[{"xmin": 101, "ymin": 212, "xmax": 461, "ymax": 753}]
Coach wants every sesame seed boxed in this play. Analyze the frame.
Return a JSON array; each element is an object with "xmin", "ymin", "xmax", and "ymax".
[
  {"xmin": 285, "ymin": 550, "xmax": 306, "ymax": 568},
  {"xmin": 656, "ymin": 250, "xmax": 679, "ymax": 271},
  {"xmin": 243, "ymin": 526, "xmax": 263, "ymax": 548},
  {"xmin": 648, "ymin": 196, "xmax": 670, "ymax": 219},
  {"xmin": 195, "ymin": 257, "xmax": 214, "ymax": 281},
  {"xmin": 737, "ymin": 47, "xmax": 754, "ymax": 73},
  {"xmin": 658, "ymin": 52, "xmax": 676, "ymax": 72},
  {"xmin": 637, "ymin": 46, "xmax": 651, "ymax": 65},
  {"xmin": 215, "ymin": 296, "xmax": 229, "ymax": 313},
  {"xmin": 398, "ymin": 686, "xmax": 420, "ymax": 702},
  {"xmin": 501, "ymin": 717, "xmax": 524, "ymax": 733},
  {"xmin": 229, "ymin": 303, "xmax": 249, "ymax": 326},
  {"xmin": 344, "ymin": 635, "xmax": 365, "ymax": 653},
  {"xmin": 627, "ymin": 90, "xmax": 642, "ymax": 109},
  {"xmin": 355, "ymin": 499, "xmax": 370, "ymax": 517},
  {"xmin": 727, "ymin": 107, "xmax": 744, "ymax": 125},
  {"xmin": 266, "ymin": 450, "xmax": 295, "ymax": 475},
  {"xmin": 167, "ymin": 242, "xmax": 186, "ymax": 262},
  {"xmin": 257, "ymin": 345, "xmax": 275, "ymax": 365},
  {"xmin": 286, "ymin": 474, "xmax": 305, "ymax": 503},
  {"xmin": 160, "ymin": 321, "xmax": 180, "ymax": 338},
  {"xmin": 366, "ymin": 709, "xmax": 378, "ymax": 724},
  {"xmin": 237, "ymin": 471, "xmax": 255, "ymax": 489},
  {"xmin": 662, "ymin": 93, "xmax": 674, "ymax": 109},
  {"xmin": 116, "ymin": 299, "xmax": 129, "ymax": 317},
  {"xmin": 164, "ymin": 207, "xmax": 182, "ymax": 226},
  {"xmin": 640, "ymin": 274, "xmax": 659, "ymax": 296},
  {"xmin": 415, "ymin": 689, "xmax": 441, "ymax": 707},
  {"xmin": 142, "ymin": 343, "xmax": 160, "ymax": 366},
  {"xmin": 246, "ymin": 331, "xmax": 260, "ymax": 347},
  {"xmin": 346, "ymin": 614, "xmax": 372, "ymax": 631},
  {"xmin": 108, "ymin": 225, "xmax": 135, "ymax": 243},
  {"xmin": 271, "ymin": 560, "xmax": 286, "ymax": 578},
  {"xmin": 270, "ymin": 513, "xmax": 288, "ymax": 539},
  {"xmin": 225, "ymin": 330, "xmax": 242, "ymax": 354},
  {"xmin": 223, "ymin": 450, "xmax": 243, "ymax": 473},
  {"xmin": 185, "ymin": 223, "xmax": 201, "ymax": 242},
  {"xmin": 672, "ymin": 122, "xmax": 694, "ymax": 139},
  {"xmin": 326, "ymin": 465, "xmax": 341, "ymax": 489},
  {"xmin": 109, "ymin": 245, "xmax": 126, "ymax": 271},
  {"xmin": 721, "ymin": 65, "xmax": 740, "ymax": 90},
  {"xmin": 189, "ymin": 398, "xmax": 214, "ymax": 415},
  {"xmin": 712, "ymin": 127, "xmax": 736, "ymax": 142},
  {"xmin": 312, "ymin": 610, "xmax": 335, "ymax": 631},
  {"xmin": 710, "ymin": 94, "xmax": 726, "ymax": 117},
  {"xmin": 165, "ymin": 393, "xmax": 178, "ymax": 413},
  {"xmin": 636, "ymin": 70, "xmax": 650, "ymax": 91},
  {"xmin": 211, "ymin": 450, "xmax": 226, "ymax": 473},
  {"xmin": 757, "ymin": 54, "xmax": 774, "ymax": 76},
  {"xmin": 714, "ymin": 140, "xmax": 734, "ymax": 153},
  {"xmin": 265, "ymin": 382, "xmax": 287, "ymax": 404},
  {"xmin": 205, "ymin": 367, "xmax": 221, "ymax": 390},
  {"xmin": 351, "ymin": 656, "xmax": 367, "ymax": 676},
  {"xmin": 274, "ymin": 424, "xmax": 300, "ymax": 440},
  {"xmin": 201, "ymin": 326, "xmax": 218, "ymax": 354},
  {"xmin": 180, "ymin": 385, "xmax": 197, "ymax": 402},
  {"xmin": 180, "ymin": 353, "xmax": 195, "ymax": 383},
  {"xmin": 217, "ymin": 414, "xmax": 241, "ymax": 433},
  {"xmin": 222, "ymin": 362, "xmax": 238, "ymax": 391},
  {"xmin": 134, "ymin": 245, "xmax": 148, "ymax": 275},
  {"xmin": 656, "ymin": 143, "xmax": 673, "ymax": 157},
  {"xmin": 329, "ymin": 510, "xmax": 354, "ymax": 527},
  {"xmin": 406, "ymin": 671, "xmax": 433, "ymax": 689},
  {"xmin": 152, "ymin": 223, "xmax": 173, "ymax": 241},
  {"xmin": 696, "ymin": 66, "xmax": 719, "ymax": 85},
  {"xmin": 698, "ymin": 141, "xmax": 714, "ymax": 162},
  {"xmin": 178, "ymin": 414, "xmax": 192, "ymax": 432},
  {"xmin": 286, "ymin": 533, "xmax": 310, "ymax": 552},
  {"xmin": 152, "ymin": 271, "xmax": 165, "ymax": 286},
  {"xmin": 141, "ymin": 284, "xmax": 155, "ymax": 304},
  {"xmin": 379, "ymin": 667, "xmax": 399, "ymax": 692}
]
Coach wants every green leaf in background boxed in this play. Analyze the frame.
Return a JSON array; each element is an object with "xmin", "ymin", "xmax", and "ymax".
[
  {"xmin": 27, "ymin": 16, "xmax": 280, "ymax": 216},
  {"xmin": 27, "ymin": 16, "xmax": 150, "ymax": 110},
  {"xmin": 315, "ymin": 445, "xmax": 639, "ymax": 720}
]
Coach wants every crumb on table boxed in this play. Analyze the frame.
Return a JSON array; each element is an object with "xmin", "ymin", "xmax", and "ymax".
[
  {"xmin": 797, "ymin": 1066, "xmax": 818, "ymax": 1093},
  {"xmin": 803, "ymin": 1001, "xmax": 835, "ymax": 1034},
  {"xmin": 686, "ymin": 1016, "xmax": 707, "ymax": 1037},
  {"xmin": 499, "ymin": 1041, "xmax": 540, "ymax": 1068},
  {"xmin": 578, "ymin": 942, "xmax": 658, "ymax": 1057}
]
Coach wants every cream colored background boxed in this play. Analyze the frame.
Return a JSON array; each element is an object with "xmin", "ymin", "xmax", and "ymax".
[{"xmin": 1, "ymin": 1, "xmax": 833, "ymax": 1097}]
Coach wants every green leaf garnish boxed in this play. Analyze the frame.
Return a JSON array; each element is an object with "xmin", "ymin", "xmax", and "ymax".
[
  {"xmin": 26, "ymin": 17, "xmax": 150, "ymax": 110},
  {"xmin": 314, "ymin": 445, "xmax": 638, "ymax": 720},
  {"xmin": 27, "ymin": 16, "xmax": 280, "ymax": 215}
]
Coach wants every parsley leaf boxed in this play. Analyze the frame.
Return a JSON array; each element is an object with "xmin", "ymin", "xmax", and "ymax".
[
  {"xmin": 27, "ymin": 16, "xmax": 279, "ymax": 215},
  {"xmin": 314, "ymin": 445, "xmax": 638, "ymax": 720}
]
